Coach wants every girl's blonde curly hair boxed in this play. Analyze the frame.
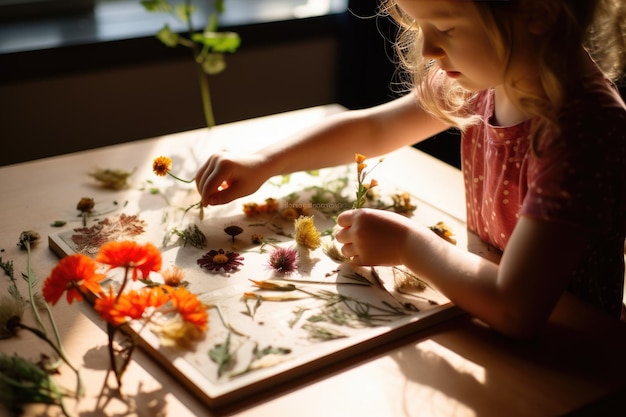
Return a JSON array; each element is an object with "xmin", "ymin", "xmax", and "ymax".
[{"xmin": 380, "ymin": 0, "xmax": 626, "ymax": 152}]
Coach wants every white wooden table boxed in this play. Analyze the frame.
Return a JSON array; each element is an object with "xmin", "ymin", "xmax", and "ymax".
[{"xmin": 1, "ymin": 105, "xmax": 625, "ymax": 417}]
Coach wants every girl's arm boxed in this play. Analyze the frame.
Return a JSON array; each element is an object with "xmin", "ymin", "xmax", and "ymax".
[
  {"xmin": 337, "ymin": 209, "xmax": 587, "ymax": 339},
  {"xmin": 260, "ymin": 93, "xmax": 450, "ymax": 175},
  {"xmin": 196, "ymin": 93, "xmax": 450, "ymax": 205}
]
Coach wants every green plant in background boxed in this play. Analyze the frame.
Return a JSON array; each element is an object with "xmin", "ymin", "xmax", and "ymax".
[{"xmin": 141, "ymin": 0, "xmax": 241, "ymax": 128}]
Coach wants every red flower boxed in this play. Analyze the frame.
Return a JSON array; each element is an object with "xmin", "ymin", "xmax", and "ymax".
[
  {"xmin": 197, "ymin": 249, "xmax": 243, "ymax": 272},
  {"xmin": 42, "ymin": 254, "xmax": 106, "ymax": 305},
  {"xmin": 168, "ymin": 287, "xmax": 208, "ymax": 331},
  {"xmin": 96, "ymin": 241, "xmax": 162, "ymax": 280}
]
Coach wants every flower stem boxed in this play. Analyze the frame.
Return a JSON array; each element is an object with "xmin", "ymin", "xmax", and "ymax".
[
  {"xmin": 24, "ymin": 241, "xmax": 46, "ymax": 333},
  {"xmin": 167, "ymin": 172, "xmax": 195, "ymax": 183},
  {"xmin": 16, "ymin": 323, "xmax": 83, "ymax": 398},
  {"xmin": 197, "ymin": 65, "xmax": 216, "ymax": 128},
  {"xmin": 184, "ymin": 0, "xmax": 216, "ymax": 128}
]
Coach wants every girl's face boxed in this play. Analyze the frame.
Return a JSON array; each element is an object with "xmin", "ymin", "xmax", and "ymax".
[{"xmin": 395, "ymin": 0, "xmax": 505, "ymax": 91}]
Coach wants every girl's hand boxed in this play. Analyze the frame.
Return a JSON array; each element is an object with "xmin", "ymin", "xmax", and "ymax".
[
  {"xmin": 335, "ymin": 208, "xmax": 414, "ymax": 266},
  {"xmin": 195, "ymin": 151, "xmax": 271, "ymax": 206}
]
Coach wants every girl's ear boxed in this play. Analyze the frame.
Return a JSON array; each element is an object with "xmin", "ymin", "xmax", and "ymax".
[{"xmin": 526, "ymin": 1, "xmax": 561, "ymax": 35}]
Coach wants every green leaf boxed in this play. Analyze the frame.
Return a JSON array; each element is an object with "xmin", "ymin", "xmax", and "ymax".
[
  {"xmin": 208, "ymin": 333, "xmax": 235, "ymax": 377},
  {"xmin": 192, "ymin": 31, "xmax": 241, "ymax": 53},
  {"xmin": 175, "ymin": 3, "xmax": 196, "ymax": 22},
  {"xmin": 156, "ymin": 24, "xmax": 179, "ymax": 47},
  {"xmin": 140, "ymin": 0, "xmax": 171, "ymax": 13}
]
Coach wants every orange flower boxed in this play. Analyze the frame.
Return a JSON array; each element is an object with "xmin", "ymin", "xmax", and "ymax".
[
  {"xmin": 355, "ymin": 153, "xmax": 366, "ymax": 164},
  {"xmin": 95, "ymin": 286, "xmax": 170, "ymax": 326},
  {"xmin": 152, "ymin": 156, "xmax": 172, "ymax": 176},
  {"xmin": 96, "ymin": 241, "xmax": 162, "ymax": 280},
  {"xmin": 168, "ymin": 287, "xmax": 208, "ymax": 331},
  {"xmin": 42, "ymin": 254, "xmax": 106, "ymax": 305}
]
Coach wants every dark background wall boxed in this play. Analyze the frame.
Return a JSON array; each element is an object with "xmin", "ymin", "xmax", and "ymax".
[{"xmin": 0, "ymin": 0, "xmax": 461, "ymax": 168}]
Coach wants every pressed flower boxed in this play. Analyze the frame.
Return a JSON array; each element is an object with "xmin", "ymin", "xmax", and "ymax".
[
  {"xmin": 243, "ymin": 198, "xmax": 280, "ymax": 217},
  {"xmin": 243, "ymin": 202, "xmax": 259, "ymax": 217},
  {"xmin": 161, "ymin": 265, "xmax": 186, "ymax": 287},
  {"xmin": 242, "ymin": 292, "xmax": 305, "ymax": 301},
  {"xmin": 280, "ymin": 207, "xmax": 300, "ymax": 220},
  {"xmin": 197, "ymin": 249, "xmax": 244, "ymax": 272},
  {"xmin": 294, "ymin": 216, "xmax": 321, "ymax": 250},
  {"xmin": 322, "ymin": 240, "xmax": 349, "ymax": 263},
  {"xmin": 96, "ymin": 240, "xmax": 162, "ymax": 280},
  {"xmin": 151, "ymin": 318, "xmax": 205, "ymax": 348},
  {"xmin": 429, "ymin": 221, "xmax": 457, "ymax": 245},
  {"xmin": 224, "ymin": 224, "xmax": 243, "ymax": 243},
  {"xmin": 251, "ymin": 233, "xmax": 264, "ymax": 244},
  {"xmin": 17, "ymin": 230, "xmax": 41, "ymax": 250},
  {"xmin": 249, "ymin": 279, "xmax": 296, "ymax": 291},
  {"xmin": 152, "ymin": 156, "xmax": 172, "ymax": 177},
  {"xmin": 42, "ymin": 254, "xmax": 106, "ymax": 305},
  {"xmin": 267, "ymin": 247, "xmax": 298, "ymax": 274},
  {"xmin": 0, "ymin": 295, "xmax": 26, "ymax": 338},
  {"xmin": 76, "ymin": 197, "xmax": 95, "ymax": 213},
  {"xmin": 391, "ymin": 192, "xmax": 417, "ymax": 214},
  {"xmin": 89, "ymin": 168, "xmax": 134, "ymax": 190}
]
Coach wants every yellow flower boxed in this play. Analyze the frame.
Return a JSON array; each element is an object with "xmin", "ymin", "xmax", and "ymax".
[
  {"xmin": 152, "ymin": 156, "xmax": 172, "ymax": 177},
  {"xmin": 294, "ymin": 216, "xmax": 321, "ymax": 250}
]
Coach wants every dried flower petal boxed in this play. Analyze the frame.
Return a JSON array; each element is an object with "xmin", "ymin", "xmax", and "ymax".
[
  {"xmin": 429, "ymin": 221, "xmax": 457, "ymax": 245},
  {"xmin": 294, "ymin": 216, "xmax": 321, "ymax": 251},
  {"xmin": 17, "ymin": 230, "xmax": 41, "ymax": 250},
  {"xmin": 161, "ymin": 265, "xmax": 186, "ymax": 287},
  {"xmin": 76, "ymin": 197, "xmax": 95, "ymax": 213},
  {"xmin": 89, "ymin": 168, "xmax": 134, "ymax": 190},
  {"xmin": 197, "ymin": 249, "xmax": 244, "ymax": 272},
  {"xmin": 267, "ymin": 247, "xmax": 298, "ymax": 274},
  {"xmin": 249, "ymin": 279, "xmax": 296, "ymax": 291}
]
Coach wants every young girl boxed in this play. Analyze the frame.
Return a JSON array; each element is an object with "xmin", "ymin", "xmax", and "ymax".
[{"xmin": 196, "ymin": 0, "xmax": 626, "ymax": 339}]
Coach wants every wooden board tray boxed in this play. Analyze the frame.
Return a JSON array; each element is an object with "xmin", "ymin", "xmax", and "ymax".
[{"xmin": 48, "ymin": 167, "xmax": 464, "ymax": 409}]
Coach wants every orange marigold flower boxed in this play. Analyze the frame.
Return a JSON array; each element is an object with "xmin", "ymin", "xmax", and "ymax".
[
  {"xmin": 265, "ymin": 198, "xmax": 279, "ymax": 213},
  {"xmin": 152, "ymin": 156, "xmax": 172, "ymax": 176},
  {"xmin": 96, "ymin": 240, "xmax": 162, "ymax": 280},
  {"xmin": 243, "ymin": 202, "xmax": 259, "ymax": 217},
  {"xmin": 42, "ymin": 254, "xmax": 106, "ymax": 305},
  {"xmin": 95, "ymin": 286, "xmax": 170, "ymax": 326},
  {"xmin": 168, "ymin": 287, "xmax": 208, "ymax": 331}
]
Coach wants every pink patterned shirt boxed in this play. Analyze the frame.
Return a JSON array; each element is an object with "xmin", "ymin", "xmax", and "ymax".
[{"xmin": 461, "ymin": 66, "xmax": 626, "ymax": 317}]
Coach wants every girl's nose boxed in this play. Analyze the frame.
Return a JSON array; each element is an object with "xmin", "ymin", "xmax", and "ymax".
[{"xmin": 421, "ymin": 32, "xmax": 445, "ymax": 59}]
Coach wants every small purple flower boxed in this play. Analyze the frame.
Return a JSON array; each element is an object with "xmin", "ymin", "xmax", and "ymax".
[
  {"xmin": 197, "ymin": 249, "xmax": 244, "ymax": 272},
  {"xmin": 267, "ymin": 247, "xmax": 298, "ymax": 274}
]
